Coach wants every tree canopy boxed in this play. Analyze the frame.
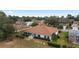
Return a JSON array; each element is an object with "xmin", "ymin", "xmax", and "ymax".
[
  {"xmin": 75, "ymin": 15, "xmax": 79, "ymax": 21},
  {"xmin": 0, "ymin": 11, "xmax": 15, "ymax": 41},
  {"xmin": 66, "ymin": 14, "xmax": 75, "ymax": 19}
]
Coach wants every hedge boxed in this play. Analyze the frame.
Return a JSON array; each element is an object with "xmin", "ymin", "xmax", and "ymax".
[
  {"xmin": 48, "ymin": 42, "xmax": 60, "ymax": 48},
  {"xmin": 48, "ymin": 42, "xmax": 73, "ymax": 48}
]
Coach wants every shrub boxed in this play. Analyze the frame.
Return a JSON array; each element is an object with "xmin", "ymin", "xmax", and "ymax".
[
  {"xmin": 48, "ymin": 42, "xmax": 73, "ymax": 48},
  {"xmin": 15, "ymin": 32, "xmax": 24, "ymax": 39},
  {"xmin": 0, "ymin": 30, "xmax": 6, "ymax": 41},
  {"xmin": 57, "ymin": 24, "xmax": 63, "ymax": 29},
  {"xmin": 64, "ymin": 32, "xmax": 68, "ymax": 38},
  {"xmin": 62, "ymin": 45, "xmax": 67, "ymax": 48},
  {"xmin": 31, "ymin": 22, "xmax": 38, "ymax": 26},
  {"xmin": 52, "ymin": 34, "xmax": 59, "ymax": 42},
  {"xmin": 48, "ymin": 42, "xmax": 61, "ymax": 48},
  {"xmin": 62, "ymin": 45, "xmax": 73, "ymax": 48}
]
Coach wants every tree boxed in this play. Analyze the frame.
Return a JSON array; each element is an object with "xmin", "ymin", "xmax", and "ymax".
[
  {"xmin": 22, "ymin": 16, "xmax": 32, "ymax": 22},
  {"xmin": 75, "ymin": 15, "xmax": 79, "ymax": 21},
  {"xmin": 0, "ymin": 30, "xmax": 6, "ymax": 40},
  {"xmin": 57, "ymin": 24, "xmax": 63, "ymax": 29},
  {"xmin": 66, "ymin": 14, "xmax": 74, "ymax": 19},
  {"xmin": 31, "ymin": 21, "xmax": 38, "ymax": 26},
  {"xmin": 0, "ymin": 11, "xmax": 15, "ymax": 41},
  {"xmin": 45, "ymin": 16, "xmax": 59, "ymax": 27}
]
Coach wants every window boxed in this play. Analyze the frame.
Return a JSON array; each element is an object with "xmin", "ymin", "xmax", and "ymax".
[{"xmin": 38, "ymin": 35, "xmax": 40, "ymax": 38}]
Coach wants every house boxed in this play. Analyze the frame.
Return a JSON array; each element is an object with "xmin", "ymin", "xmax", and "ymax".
[
  {"xmin": 63, "ymin": 25, "xmax": 67, "ymax": 31},
  {"xmin": 22, "ymin": 22, "xmax": 59, "ymax": 41},
  {"xmin": 69, "ymin": 30, "xmax": 79, "ymax": 44},
  {"xmin": 25, "ymin": 20, "xmax": 41, "ymax": 27},
  {"xmin": 69, "ymin": 21, "xmax": 79, "ymax": 44},
  {"xmin": 25, "ymin": 21, "xmax": 33, "ymax": 26},
  {"xmin": 71, "ymin": 21, "xmax": 79, "ymax": 30}
]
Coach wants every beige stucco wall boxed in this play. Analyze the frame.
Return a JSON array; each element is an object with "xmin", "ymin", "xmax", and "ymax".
[
  {"xmin": 55, "ymin": 31, "xmax": 58, "ymax": 35},
  {"xmin": 26, "ymin": 32, "xmax": 53, "ymax": 41},
  {"xmin": 40, "ymin": 35, "xmax": 45, "ymax": 38}
]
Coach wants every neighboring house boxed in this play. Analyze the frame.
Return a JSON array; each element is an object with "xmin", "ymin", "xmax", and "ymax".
[
  {"xmin": 69, "ymin": 30, "xmax": 79, "ymax": 44},
  {"xmin": 63, "ymin": 25, "xmax": 67, "ymax": 31},
  {"xmin": 69, "ymin": 21, "xmax": 79, "ymax": 44},
  {"xmin": 22, "ymin": 22, "xmax": 59, "ymax": 41},
  {"xmin": 71, "ymin": 21, "xmax": 79, "ymax": 30},
  {"xmin": 25, "ymin": 20, "xmax": 41, "ymax": 26},
  {"xmin": 25, "ymin": 22, "xmax": 33, "ymax": 26}
]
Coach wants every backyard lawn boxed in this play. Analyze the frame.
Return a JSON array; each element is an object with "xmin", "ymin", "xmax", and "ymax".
[
  {"xmin": 53, "ymin": 32, "xmax": 79, "ymax": 48},
  {"xmin": 0, "ymin": 32, "xmax": 79, "ymax": 48},
  {"xmin": 56, "ymin": 32, "xmax": 68, "ymax": 45},
  {"xmin": 0, "ymin": 37, "xmax": 49, "ymax": 48}
]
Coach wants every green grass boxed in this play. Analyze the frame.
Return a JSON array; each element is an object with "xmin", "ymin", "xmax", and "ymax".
[
  {"xmin": 57, "ymin": 32, "xmax": 68, "ymax": 45},
  {"xmin": 52, "ymin": 32, "xmax": 79, "ymax": 48}
]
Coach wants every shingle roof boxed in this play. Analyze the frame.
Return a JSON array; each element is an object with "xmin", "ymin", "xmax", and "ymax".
[{"xmin": 23, "ymin": 22, "xmax": 58, "ymax": 36}]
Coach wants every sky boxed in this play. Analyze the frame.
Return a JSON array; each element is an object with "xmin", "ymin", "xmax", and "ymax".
[{"xmin": 3, "ymin": 10, "xmax": 79, "ymax": 17}]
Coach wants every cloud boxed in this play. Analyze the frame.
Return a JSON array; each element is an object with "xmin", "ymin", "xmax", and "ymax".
[
  {"xmin": 3, "ymin": 10, "xmax": 15, "ymax": 16},
  {"xmin": 6, "ymin": 10, "xmax": 14, "ymax": 14}
]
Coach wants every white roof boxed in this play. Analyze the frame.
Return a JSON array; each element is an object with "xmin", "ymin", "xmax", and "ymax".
[{"xmin": 71, "ymin": 24, "xmax": 78, "ymax": 27}]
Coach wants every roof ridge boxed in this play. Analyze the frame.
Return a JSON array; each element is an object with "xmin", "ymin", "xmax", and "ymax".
[{"xmin": 23, "ymin": 23, "xmax": 58, "ymax": 36}]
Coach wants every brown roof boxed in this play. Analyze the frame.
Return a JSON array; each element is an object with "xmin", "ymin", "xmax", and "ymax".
[{"xmin": 23, "ymin": 22, "xmax": 58, "ymax": 36}]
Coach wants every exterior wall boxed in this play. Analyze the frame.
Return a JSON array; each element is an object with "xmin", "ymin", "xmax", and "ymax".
[
  {"xmin": 63, "ymin": 25, "xmax": 66, "ymax": 30},
  {"xmin": 76, "ymin": 36, "xmax": 79, "ymax": 43},
  {"xmin": 25, "ymin": 22, "xmax": 33, "ymax": 26},
  {"xmin": 35, "ymin": 34, "xmax": 38, "ymax": 37},
  {"xmin": 55, "ymin": 31, "xmax": 58, "ymax": 35},
  {"xmin": 40, "ymin": 35, "xmax": 45, "ymax": 38},
  {"xmin": 24, "ymin": 32, "xmax": 52, "ymax": 41},
  {"xmin": 49, "ymin": 36, "xmax": 52, "ymax": 41},
  {"xmin": 69, "ymin": 30, "xmax": 79, "ymax": 44},
  {"xmin": 69, "ymin": 34, "xmax": 76, "ymax": 42}
]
